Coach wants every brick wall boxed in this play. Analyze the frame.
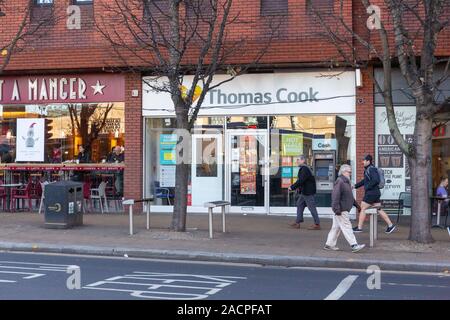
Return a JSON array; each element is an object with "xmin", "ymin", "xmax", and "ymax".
[
  {"xmin": 355, "ymin": 66, "xmax": 375, "ymax": 202},
  {"xmin": 124, "ymin": 72, "xmax": 143, "ymax": 208}
]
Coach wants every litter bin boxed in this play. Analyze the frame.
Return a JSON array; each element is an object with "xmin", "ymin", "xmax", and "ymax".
[{"xmin": 44, "ymin": 180, "xmax": 84, "ymax": 229}]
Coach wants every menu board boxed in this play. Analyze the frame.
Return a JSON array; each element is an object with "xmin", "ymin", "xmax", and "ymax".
[
  {"xmin": 239, "ymin": 136, "xmax": 257, "ymax": 195},
  {"xmin": 160, "ymin": 165, "xmax": 176, "ymax": 187}
]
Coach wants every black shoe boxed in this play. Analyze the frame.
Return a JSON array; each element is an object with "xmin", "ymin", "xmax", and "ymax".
[
  {"xmin": 385, "ymin": 224, "xmax": 397, "ymax": 234},
  {"xmin": 352, "ymin": 226, "xmax": 363, "ymax": 233}
]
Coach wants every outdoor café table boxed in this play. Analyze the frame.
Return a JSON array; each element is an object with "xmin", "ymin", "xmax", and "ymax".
[
  {"xmin": 1, "ymin": 183, "xmax": 24, "ymax": 212},
  {"xmin": 430, "ymin": 196, "xmax": 449, "ymax": 228}
]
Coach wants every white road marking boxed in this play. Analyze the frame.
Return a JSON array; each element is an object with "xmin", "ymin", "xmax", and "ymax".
[
  {"xmin": 0, "ymin": 280, "xmax": 16, "ymax": 283},
  {"xmin": 84, "ymin": 271, "xmax": 246, "ymax": 300},
  {"xmin": 325, "ymin": 275, "xmax": 359, "ymax": 300}
]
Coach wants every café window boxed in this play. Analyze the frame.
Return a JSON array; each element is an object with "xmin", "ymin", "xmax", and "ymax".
[{"xmin": 0, "ymin": 103, "xmax": 125, "ymax": 164}]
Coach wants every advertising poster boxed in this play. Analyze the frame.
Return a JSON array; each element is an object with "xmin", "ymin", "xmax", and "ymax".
[
  {"xmin": 160, "ymin": 165, "xmax": 176, "ymax": 188},
  {"xmin": 281, "ymin": 134, "xmax": 303, "ymax": 156},
  {"xmin": 159, "ymin": 134, "xmax": 177, "ymax": 165},
  {"xmin": 281, "ymin": 156, "xmax": 292, "ymax": 166},
  {"xmin": 281, "ymin": 178, "xmax": 292, "ymax": 189},
  {"xmin": 239, "ymin": 136, "xmax": 257, "ymax": 195},
  {"xmin": 16, "ymin": 118, "xmax": 45, "ymax": 162},
  {"xmin": 281, "ymin": 167, "xmax": 293, "ymax": 178},
  {"xmin": 375, "ymin": 107, "xmax": 415, "ymax": 207}
]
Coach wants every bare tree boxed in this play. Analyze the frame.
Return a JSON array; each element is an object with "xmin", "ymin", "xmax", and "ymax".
[
  {"xmin": 68, "ymin": 103, "xmax": 115, "ymax": 153},
  {"xmin": 97, "ymin": 0, "xmax": 279, "ymax": 231},
  {"xmin": 0, "ymin": 0, "xmax": 58, "ymax": 74},
  {"xmin": 310, "ymin": 0, "xmax": 450, "ymax": 243}
]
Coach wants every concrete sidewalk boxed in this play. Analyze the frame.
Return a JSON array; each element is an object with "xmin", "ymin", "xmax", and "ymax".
[{"xmin": 0, "ymin": 211, "xmax": 449, "ymax": 272}]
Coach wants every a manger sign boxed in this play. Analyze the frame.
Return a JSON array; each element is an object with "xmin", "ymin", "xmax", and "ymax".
[
  {"xmin": 0, "ymin": 74, "xmax": 125, "ymax": 105},
  {"xmin": 142, "ymin": 71, "xmax": 356, "ymax": 116}
]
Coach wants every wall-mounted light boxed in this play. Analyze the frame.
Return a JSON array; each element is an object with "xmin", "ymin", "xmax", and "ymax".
[
  {"xmin": 355, "ymin": 68, "xmax": 363, "ymax": 88},
  {"xmin": 0, "ymin": 8, "xmax": 5, "ymax": 17}
]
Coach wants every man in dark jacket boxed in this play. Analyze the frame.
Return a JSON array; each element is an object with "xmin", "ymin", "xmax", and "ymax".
[
  {"xmin": 325, "ymin": 164, "xmax": 365, "ymax": 252},
  {"xmin": 288, "ymin": 155, "xmax": 321, "ymax": 230},
  {"xmin": 353, "ymin": 154, "xmax": 396, "ymax": 234}
]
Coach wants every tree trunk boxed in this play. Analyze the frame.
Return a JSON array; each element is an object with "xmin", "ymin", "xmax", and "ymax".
[
  {"xmin": 171, "ymin": 111, "xmax": 190, "ymax": 232},
  {"xmin": 408, "ymin": 117, "xmax": 434, "ymax": 243}
]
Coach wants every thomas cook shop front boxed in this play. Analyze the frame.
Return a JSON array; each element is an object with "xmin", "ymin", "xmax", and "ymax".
[{"xmin": 143, "ymin": 71, "xmax": 357, "ymax": 216}]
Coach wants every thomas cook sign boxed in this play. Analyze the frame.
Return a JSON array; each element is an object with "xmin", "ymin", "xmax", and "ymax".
[
  {"xmin": 143, "ymin": 71, "xmax": 356, "ymax": 116},
  {"xmin": 0, "ymin": 74, "xmax": 125, "ymax": 104}
]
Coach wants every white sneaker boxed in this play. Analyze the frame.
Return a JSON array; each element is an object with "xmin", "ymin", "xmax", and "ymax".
[
  {"xmin": 324, "ymin": 245, "xmax": 340, "ymax": 251},
  {"xmin": 447, "ymin": 226, "xmax": 450, "ymax": 237},
  {"xmin": 351, "ymin": 244, "xmax": 366, "ymax": 253}
]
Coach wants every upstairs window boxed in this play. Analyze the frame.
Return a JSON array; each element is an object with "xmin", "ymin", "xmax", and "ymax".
[
  {"xmin": 73, "ymin": 0, "xmax": 93, "ymax": 4},
  {"xmin": 306, "ymin": 0, "xmax": 334, "ymax": 13},
  {"xmin": 260, "ymin": 0, "xmax": 288, "ymax": 16},
  {"xmin": 34, "ymin": 0, "xmax": 54, "ymax": 5}
]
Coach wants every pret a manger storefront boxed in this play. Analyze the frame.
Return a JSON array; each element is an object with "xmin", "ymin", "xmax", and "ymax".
[
  {"xmin": 0, "ymin": 74, "xmax": 125, "ymax": 196},
  {"xmin": 143, "ymin": 71, "xmax": 357, "ymax": 216}
]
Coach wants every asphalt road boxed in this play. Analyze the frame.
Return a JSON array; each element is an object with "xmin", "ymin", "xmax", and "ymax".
[{"xmin": 0, "ymin": 251, "xmax": 449, "ymax": 300}]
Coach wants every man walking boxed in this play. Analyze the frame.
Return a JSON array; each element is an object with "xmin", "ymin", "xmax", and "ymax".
[
  {"xmin": 324, "ymin": 164, "xmax": 365, "ymax": 253},
  {"xmin": 288, "ymin": 155, "xmax": 321, "ymax": 230},
  {"xmin": 353, "ymin": 155, "xmax": 396, "ymax": 234}
]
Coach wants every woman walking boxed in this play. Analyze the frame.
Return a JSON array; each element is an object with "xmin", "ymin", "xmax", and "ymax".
[{"xmin": 324, "ymin": 164, "xmax": 365, "ymax": 253}]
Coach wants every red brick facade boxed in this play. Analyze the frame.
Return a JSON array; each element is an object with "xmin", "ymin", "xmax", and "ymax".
[{"xmin": 0, "ymin": 1, "xmax": 448, "ymax": 208}]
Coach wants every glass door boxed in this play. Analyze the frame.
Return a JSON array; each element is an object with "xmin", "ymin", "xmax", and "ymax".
[
  {"xmin": 191, "ymin": 134, "xmax": 223, "ymax": 207},
  {"xmin": 226, "ymin": 130, "xmax": 269, "ymax": 214}
]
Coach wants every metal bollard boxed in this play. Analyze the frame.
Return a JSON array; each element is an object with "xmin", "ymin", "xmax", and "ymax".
[{"xmin": 122, "ymin": 199, "xmax": 135, "ymax": 235}]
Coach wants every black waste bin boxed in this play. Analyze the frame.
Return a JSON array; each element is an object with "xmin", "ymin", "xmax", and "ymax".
[{"xmin": 44, "ymin": 180, "xmax": 84, "ymax": 229}]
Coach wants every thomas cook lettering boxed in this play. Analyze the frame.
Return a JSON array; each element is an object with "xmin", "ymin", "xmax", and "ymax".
[{"xmin": 209, "ymin": 87, "xmax": 319, "ymax": 105}]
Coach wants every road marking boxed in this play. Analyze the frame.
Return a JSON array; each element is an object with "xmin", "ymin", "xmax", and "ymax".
[
  {"xmin": 0, "ymin": 280, "xmax": 16, "ymax": 283},
  {"xmin": 384, "ymin": 282, "xmax": 450, "ymax": 289},
  {"xmin": 325, "ymin": 275, "xmax": 359, "ymax": 300},
  {"xmin": 84, "ymin": 271, "xmax": 246, "ymax": 300}
]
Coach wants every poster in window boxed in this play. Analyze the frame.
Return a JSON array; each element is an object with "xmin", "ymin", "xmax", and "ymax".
[
  {"xmin": 160, "ymin": 165, "xmax": 176, "ymax": 188},
  {"xmin": 281, "ymin": 178, "xmax": 292, "ymax": 189},
  {"xmin": 16, "ymin": 118, "xmax": 45, "ymax": 162},
  {"xmin": 281, "ymin": 134, "xmax": 303, "ymax": 156},
  {"xmin": 239, "ymin": 135, "xmax": 257, "ymax": 195},
  {"xmin": 159, "ymin": 134, "xmax": 177, "ymax": 165},
  {"xmin": 375, "ymin": 107, "xmax": 415, "ymax": 204}
]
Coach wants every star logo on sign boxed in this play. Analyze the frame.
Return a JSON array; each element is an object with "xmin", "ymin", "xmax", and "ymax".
[{"xmin": 91, "ymin": 80, "xmax": 106, "ymax": 95}]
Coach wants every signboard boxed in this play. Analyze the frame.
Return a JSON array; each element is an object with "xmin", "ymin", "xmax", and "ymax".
[
  {"xmin": 281, "ymin": 134, "xmax": 303, "ymax": 156},
  {"xmin": 0, "ymin": 74, "xmax": 125, "ymax": 104},
  {"xmin": 375, "ymin": 106, "xmax": 415, "ymax": 203},
  {"xmin": 312, "ymin": 139, "xmax": 337, "ymax": 150},
  {"xmin": 16, "ymin": 118, "xmax": 45, "ymax": 162},
  {"xmin": 143, "ymin": 71, "xmax": 356, "ymax": 116}
]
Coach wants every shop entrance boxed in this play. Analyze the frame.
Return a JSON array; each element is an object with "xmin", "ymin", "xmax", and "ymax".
[
  {"xmin": 226, "ymin": 130, "xmax": 269, "ymax": 214},
  {"xmin": 191, "ymin": 134, "xmax": 223, "ymax": 206}
]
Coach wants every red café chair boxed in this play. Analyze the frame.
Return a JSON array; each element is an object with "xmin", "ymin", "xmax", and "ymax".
[
  {"xmin": 0, "ymin": 180, "xmax": 7, "ymax": 211},
  {"xmin": 10, "ymin": 182, "xmax": 33, "ymax": 212}
]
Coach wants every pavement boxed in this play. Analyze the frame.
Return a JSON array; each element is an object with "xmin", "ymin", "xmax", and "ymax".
[{"xmin": 0, "ymin": 211, "xmax": 449, "ymax": 273}]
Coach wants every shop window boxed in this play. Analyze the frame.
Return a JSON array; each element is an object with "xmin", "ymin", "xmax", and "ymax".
[
  {"xmin": 269, "ymin": 115, "xmax": 355, "ymax": 208},
  {"xmin": 260, "ymin": 0, "xmax": 288, "ymax": 16},
  {"xmin": 0, "ymin": 103, "xmax": 125, "ymax": 164}
]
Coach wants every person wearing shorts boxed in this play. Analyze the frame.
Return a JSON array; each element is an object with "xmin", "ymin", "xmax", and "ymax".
[{"xmin": 353, "ymin": 155, "xmax": 397, "ymax": 234}]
